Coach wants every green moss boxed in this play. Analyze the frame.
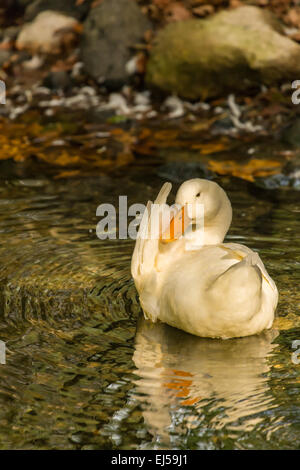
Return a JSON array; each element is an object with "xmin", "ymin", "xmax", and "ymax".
[{"xmin": 146, "ymin": 7, "xmax": 300, "ymax": 99}]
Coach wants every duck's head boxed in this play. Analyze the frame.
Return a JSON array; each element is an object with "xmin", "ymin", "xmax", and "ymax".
[
  {"xmin": 175, "ymin": 179, "xmax": 226, "ymax": 218},
  {"xmin": 161, "ymin": 179, "xmax": 232, "ymax": 246}
]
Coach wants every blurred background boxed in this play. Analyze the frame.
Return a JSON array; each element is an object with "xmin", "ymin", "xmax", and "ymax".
[
  {"xmin": 0, "ymin": 0, "xmax": 300, "ymax": 181},
  {"xmin": 0, "ymin": 0, "xmax": 300, "ymax": 182}
]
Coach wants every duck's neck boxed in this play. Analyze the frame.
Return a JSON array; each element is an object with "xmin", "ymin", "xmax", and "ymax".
[{"xmin": 185, "ymin": 198, "xmax": 232, "ymax": 248}]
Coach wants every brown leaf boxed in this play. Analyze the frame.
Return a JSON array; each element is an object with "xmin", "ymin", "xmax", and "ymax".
[
  {"xmin": 91, "ymin": 0, "xmax": 104, "ymax": 7},
  {"xmin": 190, "ymin": 115, "xmax": 221, "ymax": 132},
  {"xmin": 136, "ymin": 52, "xmax": 147, "ymax": 74},
  {"xmin": 191, "ymin": 139, "xmax": 229, "ymax": 154},
  {"xmin": 192, "ymin": 5, "xmax": 214, "ymax": 17},
  {"xmin": 229, "ymin": 0, "xmax": 243, "ymax": 8},
  {"xmin": 54, "ymin": 170, "xmax": 81, "ymax": 179},
  {"xmin": 260, "ymin": 104, "xmax": 289, "ymax": 117},
  {"xmin": 285, "ymin": 7, "xmax": 300, "ymax": 28},
  {"xmin": 153, "ymin": 0, "xmax": 173, "ymax": 8},
  {"xmin": 165, "ymin": 2, "xmax": 192, "ymax": 22},
  {"xmin": 153, "ymin": 129, "xmax": 179, "ymax": 141},
  {"xmin": 0, "ymin": 40, "xmax": 13, "ymax": 50},
  {"xmin": 208, "ymin": 158, "xmax": 282, "ymax": 182}
]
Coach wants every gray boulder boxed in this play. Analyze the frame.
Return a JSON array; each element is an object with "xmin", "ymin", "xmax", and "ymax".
[
  {"xmin": 81, "ymin": 0, "xmax": 151, "ymax": 89},
  {"xmin": 147, "ymin": 6, "xmax": 300, "ymax": 99}
]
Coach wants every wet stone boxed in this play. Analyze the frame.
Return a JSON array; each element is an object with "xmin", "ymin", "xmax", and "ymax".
[
  {"xmin": 255, "ymin": 158, "xmax": 300, "ymax": 190},
  {"xmin": 211, "ymin": 116, "xmax": 235, "ymax": 135},
  {"xmin": 43, "ymin": 71, "xmax": 73, "ymax": 92},
  {"xmin": 157, "ymin": 161, "xmax": 216, "ymax": 183}
]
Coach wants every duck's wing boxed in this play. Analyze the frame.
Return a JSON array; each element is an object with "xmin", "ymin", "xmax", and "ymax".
[
  {"xmin": 221, "ymin": 242, "xmax": 277, "ymax": 292},
  {"xmin": 131, "ymin": 182, "xmax": 172, "ymax": 288},
  {"xmin": 154, "ymin": 182, "xmax": 172, "ymax": 205}
]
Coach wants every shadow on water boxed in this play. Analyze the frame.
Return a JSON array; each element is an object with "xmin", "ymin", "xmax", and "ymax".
[{"xmin": 0, "ymin": 146, "xmax": 299, "ymax": 449}]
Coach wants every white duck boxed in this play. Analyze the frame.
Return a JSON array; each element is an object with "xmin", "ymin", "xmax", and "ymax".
[{"xmin": 131, "ymin": 179, "xmax": 278, "ymax": 339}]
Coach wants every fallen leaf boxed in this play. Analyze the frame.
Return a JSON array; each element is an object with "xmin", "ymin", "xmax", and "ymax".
[
  {"xmin": 191, "ymin": 139, "xmax": 229, "ymax": 154},
  {"xmin": 54, "ymin": 170, "xmax": 81, "ymax": 179},
  {"xmin": 192, "ymin": 4, "xmax": 214, "ymax": 17},
  {"xmin": 260, "ymin": 104, "xmax": 289, "ymax": 117},
  {"xmin": 190, "ymin": 115, "xmax": 220, "ymax": 132},
  {"xmin": 37, "ymin": 150, "xmax": 81, "ymax": 166},
  {"xmin": 165, "ymin": 2, "xmax": 192, "ymax": 22},
  {"xmin": 0, "ymin": 118, "xmax": 136, "ymax": 171},
  {"xmin": 153, "ymin": 0, "xmax": 172, "ymax": 8},
  {"xmin": 208, "ymin": 158, "xmax": 282, "ymax": 182},
  {"xmin": 91, "ymin": 0, "xmax": 104, "ymax": 7},
  {"xmin": 153, "ymin": 129, "xmax": 179, "ymax": 141},
  {"xmin": 285, "ymin": 7, "xmax": 300, "ymax": 28}
]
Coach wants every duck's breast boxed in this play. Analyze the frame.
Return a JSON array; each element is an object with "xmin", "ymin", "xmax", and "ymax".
[{"xmin": 158, "ymin": 245, "xmax": 239, "ymax": 336}]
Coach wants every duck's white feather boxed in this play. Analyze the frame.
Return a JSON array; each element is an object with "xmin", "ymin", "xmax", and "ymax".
[{"xmin": 131, "ymin": 179, "xmax": 278, "ymax": 339}]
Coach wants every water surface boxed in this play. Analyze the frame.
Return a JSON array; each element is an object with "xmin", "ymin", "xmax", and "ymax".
[{"xmin": 0, "ymin": 149, "xmax": 299, "ymax": 449}]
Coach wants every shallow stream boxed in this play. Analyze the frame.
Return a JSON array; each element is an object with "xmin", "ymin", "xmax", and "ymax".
[{"xmin": 0, "ymin": 141, "xmax": 299, "ymax": 449}]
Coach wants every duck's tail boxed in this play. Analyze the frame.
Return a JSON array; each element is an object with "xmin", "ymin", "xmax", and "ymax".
[{"xmin": 131, "ymin": 182, "xmax": 172, "ymax": 290}]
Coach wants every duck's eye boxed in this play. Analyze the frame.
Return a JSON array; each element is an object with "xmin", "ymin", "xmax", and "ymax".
[{"xmin": 196, "ymin": 192, "xmax": 201, "ymax": 198}]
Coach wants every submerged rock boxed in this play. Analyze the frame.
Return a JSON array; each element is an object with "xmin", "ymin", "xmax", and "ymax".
[
  {"xmin": 16, "ymin": 10, "xmax": 79, "ymax": 54},
  {"xmin": 147, "ymin": 6, "xmax": 300, "ymax": 99},
  {"xmin": 255, "ymin": 158, "xmax": 300, "ymax": 190},
  {"xmin": 158, "ymin": 161, "xmax": 216, "ymax": 183},
  {"xmin": 211, "ymin": 116, "xmax": 235, "ymax": 135},
  {"xmin": 81, "ymin": 0, "xmax": 151, "ymax": 89}
]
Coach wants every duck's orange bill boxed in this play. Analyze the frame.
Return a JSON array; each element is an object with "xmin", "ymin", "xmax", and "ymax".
[{"xmin": 160, "ymin": 206, "xmax": 191, "ymax": 243}]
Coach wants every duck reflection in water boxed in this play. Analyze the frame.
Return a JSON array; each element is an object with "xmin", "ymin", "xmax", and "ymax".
[{"xmin": 132, "ymin": 317, "xmax": 278, "ymax": 447}]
